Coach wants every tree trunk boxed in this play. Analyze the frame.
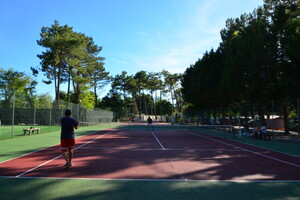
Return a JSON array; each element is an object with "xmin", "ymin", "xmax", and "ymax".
[
  {"xmin": 123, "ymin": 89, "xmax": 128, "ymax": 118},
  {"xmin": 160, "ymin": 90, "xmax": 163, "ymax": 122},
  {"xmin": 56, "ymin": 66, "xmax": 61, "ymax": 107},
  {"xmin": 143, "ymin": 90, "xmax": 148, "ymax": 115},
  {"xmin": 67, "ymin": 68, "xmax": 71, "ymax": 107},
  {"xmin": 93, "ymin": 80, "xmax": 98, "ymax": 107}
]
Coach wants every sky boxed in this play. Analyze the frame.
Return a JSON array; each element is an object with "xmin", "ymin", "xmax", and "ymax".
[{"xmin": 0, "ymin": 0, "xmax": 264, "ymax": 98}]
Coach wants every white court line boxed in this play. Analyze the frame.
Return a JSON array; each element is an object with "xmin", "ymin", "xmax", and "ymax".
[
  {"xmin": 187, "ymin": 131, "xmax": 300, "ymax": 168},
  {"xmin": 15, "ymin": 155, "xmax": 62, "ymax": 177},
  {"xmin": 150, "ymin": 131, "xmax": 186, "ymax": 180},
  {"xmin": 6, "ymin": 176, "xmax": 300, "ymax": 183},
  {"xmin": 0, "ymin": 145, "xmax": 58, "ymax": 164},
  {"xmin": 15, "ymin": 130, "xmax": 115, "ymax": 178},
  {"xmin": 79, "ymin": 146, "xmax": 245, "ymax": 152},
  {"xmin": 151, "ymin": 131, "xmax": 165, "ymax": 150}
]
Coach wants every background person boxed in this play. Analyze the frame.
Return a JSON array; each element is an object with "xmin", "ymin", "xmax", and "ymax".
[{"xmin": 147, "ymin": 116, "xmax": 153, "ymax": 130}]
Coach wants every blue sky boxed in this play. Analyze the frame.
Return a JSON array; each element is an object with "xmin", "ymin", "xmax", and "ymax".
[{"xmin": 0, "ymin": 0, "xmax": 264, "ymax": 98}]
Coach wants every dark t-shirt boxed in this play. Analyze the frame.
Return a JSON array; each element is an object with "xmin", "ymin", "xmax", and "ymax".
[{"xmin": 60, "ymin": 117, "xmax": 78, "ymax": 139}]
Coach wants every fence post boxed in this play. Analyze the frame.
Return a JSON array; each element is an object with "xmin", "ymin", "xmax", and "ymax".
[
  {"xmin": 11, "ymin": 93, "xmax": 15, "ymax": 138},
  {"xmin": 34, "ymin": 100, "xmax": 36, "ymax": 127},
  {"xmin": 49, "ymin": 105, "xmax": 52, "ymax": 133},
  {"xmin": 253, "ymin": 103, "xmax": 256, "ymax": 127},
  {"xmin": 297, "ymin": 97, "xmax": 299, "ymax": 138},
  {"xmin": 271, "ymin": 100, "xmax": 274, "ymax": 134},
  {"xmin": 77, "ymin": 103, "xmax": 79, "ymax": 122}
]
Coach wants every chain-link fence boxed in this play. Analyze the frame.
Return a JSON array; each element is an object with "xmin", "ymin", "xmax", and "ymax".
[{"xmin": 0, "ymin": 97, "xmax": 115, "ymax": 140}]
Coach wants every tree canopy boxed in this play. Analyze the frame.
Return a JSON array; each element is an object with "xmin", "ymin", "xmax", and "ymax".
[
  {"xmin": 181, "ymin": 0, "xmax": 300, "ymax": 132},
  {"xmin": 33, "ymin": 20, "xmax": 109, "ymax": 109}
]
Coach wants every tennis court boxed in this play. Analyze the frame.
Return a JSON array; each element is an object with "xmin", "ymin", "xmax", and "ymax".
[{"xmin": 1, "ymin": 125, "xmax": 300, "ymax": 182}]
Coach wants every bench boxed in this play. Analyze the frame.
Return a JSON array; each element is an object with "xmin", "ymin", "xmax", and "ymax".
[{"xmin": 23, "ymin": 127, "xmax": 40, "ymax": 135}]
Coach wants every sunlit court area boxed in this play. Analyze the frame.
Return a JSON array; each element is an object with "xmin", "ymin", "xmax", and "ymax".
[
  {"xmin": 1, "ymin": 0, "xmax": 300, "ymax": 199},
  {"xmin": 1, "ymin": 124, "xmax": 300, "ymax": 199},
  {"xmin": 3, "ymin": 126, "xmax": 300, "ymax": 182}
]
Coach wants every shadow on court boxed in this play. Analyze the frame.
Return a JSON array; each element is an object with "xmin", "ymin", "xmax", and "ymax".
[
  {"xmin": 1, "ymin": 177, "xmax": 300, "ymax": 200},
  {"xmin": 4, "ymin": 128, "xmax": 299, "ymax": 182}
]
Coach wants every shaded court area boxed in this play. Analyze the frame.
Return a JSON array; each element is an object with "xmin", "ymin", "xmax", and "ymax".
[{"xmin": 1, "ymin": 127, "xmax": 300, "ymax": 182}]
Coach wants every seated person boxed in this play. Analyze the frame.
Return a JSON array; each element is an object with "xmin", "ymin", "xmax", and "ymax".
[
  {"xmin": 253, "ymin": 126, "xmax": 261, "ymax": 139},
  {"xmin": 260, "ymin": 125, "xmax": 268, "ymax": 139}
]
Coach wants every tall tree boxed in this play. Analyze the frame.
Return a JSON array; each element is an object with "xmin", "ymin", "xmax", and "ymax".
[
  {"xmin": 263, "ymin": 0, "xmax": 300, "ymax": 133},
  {"xmin": 162, "ymin": 70, "xmax": 182, "ymax": 115},
  {"xmin": 147, "ymin": 72, "xmax": 160, "ymax": 116},
  {"xmin": 112, "ymin": 71, "xmax": 136, "ymax": 117},
  {"xmin": 70, "ymin": 35, "xmax": 107, "ymax": 105},
  {"xmin": 134, "ymin": 71, "xmax": 148, "ymax": 118},
  {"xmin": 35, "ymin": 20, "xmax": 78, "ymax": 105}
]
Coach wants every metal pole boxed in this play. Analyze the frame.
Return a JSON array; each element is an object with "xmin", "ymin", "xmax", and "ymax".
[
  {"xmin": 271, "ymin": 100, "xmax": 274, "ymax": 134},
  {"xmin": 253, "ymin": 103, "xmax": 256, "ymax": 127},
  {"xmin": 238, "ymin": 105, "xmax": 241, "ymax": 138},
  {"xmin": 238, "ymin": 116, "xmax": 241, "ymax": 138},
  {"xmin": 34, "ymin": 100, "xmax": 36, "ymax": 128},
  {"xmin": 77, "ymin": 103, "xmax": 79, "ymax": 122},
  {"xmin": 11, "ymin": 92, "xmax": 15, "ymax": 138},
  {"xmin": 49, "ymin": 105, "xmax": 52, "ymax": 133},
  {"xmin": 297, "ymin": 97, "xmax": 300, "ymax": 138}
]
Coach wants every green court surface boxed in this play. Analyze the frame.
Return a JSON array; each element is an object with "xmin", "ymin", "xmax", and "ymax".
[
  {"xmin": 1, "ymin": 124, "xmax": 300, "ymax": 200},
  {"xmin": 1, "ymin": 178, "xmax": 300, "ymax": 200},
  {"xmin": 0, "ymin": 125, "xmax": 61, "ymax": 140}
]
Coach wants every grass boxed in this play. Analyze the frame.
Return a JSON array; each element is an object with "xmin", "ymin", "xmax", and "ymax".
[
  {"xmin": 0, "ymin": 125, "xmax": 61, "ymax": 140},
  {"xmin": 1, "ymin": 124, "xmax": 300, "ymax": 200},
  {"xmin": 0, "ymin": 123, "xmax": 119, "ymax": 162}
]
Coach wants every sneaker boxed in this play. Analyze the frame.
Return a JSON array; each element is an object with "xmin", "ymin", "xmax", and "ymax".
[{"xmin": 64, "ymin": 162, "xmax": 72, "ymax": 168}]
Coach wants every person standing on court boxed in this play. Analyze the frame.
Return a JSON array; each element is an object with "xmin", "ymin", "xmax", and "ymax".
[
  {"xmin": 60, "ymin": 109, "xmax": 79, "ymax": 168},
  {"xmin": 147, "ymin": 116, "xmax": 153, "ymax": 130}
]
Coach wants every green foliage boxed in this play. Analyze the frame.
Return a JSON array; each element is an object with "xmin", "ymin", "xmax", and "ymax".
[
  {"xmin": 80, "ymin": 89, "xmax": 95, "ymax": 110},
  {"xmin": 155, "ymin": 99, "xmax": 173, "ymax": 116},
  {"xmin": 100, "ymin": 92, "xmax": 126, "ymax": 119},
  {"xmin": 181, "ymin": 1, "xmax": 300, "ymax": 130},
  {"xmin": 182, "ymin": 0, "xmax": 299, "ymax": 106},
  {"xmin": 0, "ymin": 68, "xmax": 37, "ymax": 108},
  {"xmin": 110, "ymin": 70, "xmax": 181, "ymax": 118},
  {"xmin": 35, "ymin": 20, "xmax": 108, "ymax": 108},
  {"xmin": 36, "ymin": 93, "xmax": 52, "ymax": 109}
]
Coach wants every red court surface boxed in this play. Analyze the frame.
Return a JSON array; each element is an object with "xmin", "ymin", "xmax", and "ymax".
[{"xmin": 1, "ymin": 128, "xmax": 300, "ymax": 181}]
